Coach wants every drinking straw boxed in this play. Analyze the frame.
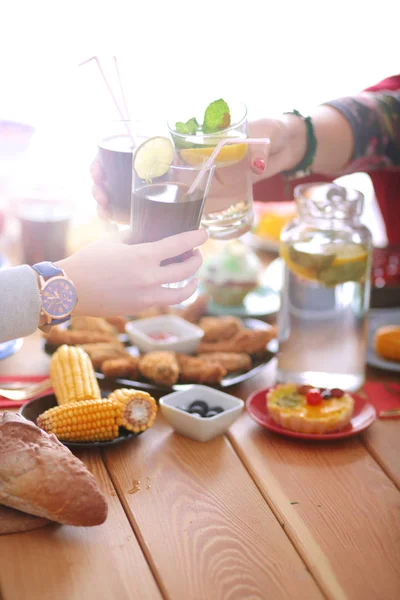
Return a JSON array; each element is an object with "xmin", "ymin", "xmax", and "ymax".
[
  {"xmin": 79, "ymin": 56, "xmax": 134, "ymax": 144},
  {"xmin": 187, "ymin": 138, "xmax": 270, "ymax": 196},
  {"xmin": 113, "ymin": 56, "xmax": 131, "ymax": 122}
]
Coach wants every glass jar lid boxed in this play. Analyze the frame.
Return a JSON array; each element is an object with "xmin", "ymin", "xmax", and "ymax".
[{"xmin": 294, "ymin": 183, "xmax": 364, "ymax": 220}]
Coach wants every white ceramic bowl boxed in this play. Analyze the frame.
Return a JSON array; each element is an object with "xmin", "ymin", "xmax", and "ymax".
[
  {"xmin": 126, "ymin": 315, "xmax": 204, "ymax": 354},
  {"xmin": 159, "ymin": 385, "xmax": 244, "ymax": 442}
]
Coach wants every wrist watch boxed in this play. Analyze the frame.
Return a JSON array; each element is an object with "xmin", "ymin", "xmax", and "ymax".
[{"xmin": 32, "ymin": 261, "xmax": 78, "ymax": 333}]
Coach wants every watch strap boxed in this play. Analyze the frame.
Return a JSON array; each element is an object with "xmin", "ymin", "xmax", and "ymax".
[{"xmin": 32, "ymin": 261, "xmax": 65, "ymax": 280}]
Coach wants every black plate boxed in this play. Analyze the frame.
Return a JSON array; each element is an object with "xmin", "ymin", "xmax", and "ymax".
[
  {"xmin": 43, "ymin": 318, "xmax": 277, "ymax": 393},
  {"xmin": 19, "ymin": 393, "xmax": 138, "ymax": 449}
]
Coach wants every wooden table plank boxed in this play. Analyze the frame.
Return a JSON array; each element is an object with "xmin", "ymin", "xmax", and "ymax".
[
  {"xmin": 103, "ymin": 415, "xmax": 323, "ymax": 600},
  {"xmin": 229, "ymin": 411, "xmax": 400, "ymax": 600},
  {"xmin": 0, "ymin": 451, "xmax": 162, "ymax": 600}
]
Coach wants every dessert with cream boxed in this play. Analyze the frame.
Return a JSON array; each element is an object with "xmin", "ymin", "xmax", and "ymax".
[{"xmin": 200, "ymin": 241, "xmax": 261, "ymax": 306}]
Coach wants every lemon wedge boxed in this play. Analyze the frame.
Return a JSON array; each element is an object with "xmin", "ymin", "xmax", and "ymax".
[
  {"xmin": 180, "ymin": 143, "xmax": 247, "ymax": 167},
  {"xmin": 133, "ymin": 136, "xmax": 174, "ymax": 180}
]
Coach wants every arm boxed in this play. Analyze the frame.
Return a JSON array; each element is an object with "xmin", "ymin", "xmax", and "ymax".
[
  {"xmin": 249, "ymin": 90, "xmax": 400, "ymax": 181},
  {"xmin": 0, "ymin": 266, "xmax": 41, "ymax": 343},
  {"xmin": 0, "ymin": 229, "xmax": 208, "ymax": 344}
]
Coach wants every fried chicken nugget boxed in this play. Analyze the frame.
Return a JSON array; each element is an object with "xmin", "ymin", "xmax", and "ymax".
[
  {"xmin": 80, "ymin": 342, "xmax": 127, "ymax": 369},
  {"xmin": 139, "ymin": 351, "xmax": 179, "ymax": 387},
  {"xmin": 198, "ymin": 316, "xmax": 243, "ymax": 342},
  {"xmin": 179, "ymin": 293, "xmax": 210, "ymax": 323},
  {"xmin": 44, "ymin": 327, "xmax": 116, "ymax": 347},
  {"xmin": 70, "ymin": 316, "xmax": 118, "ymax": 336},
  {"xmin": 105, "ymin": 316, "xmax": 129, "ymax": 333},
  {"xmin": 176, "ymin": 354, "xmax": 227, "ymax": 384},
  {"xmin": 101, "ymin": 355, "xmax": 140, "ymax": 379},
  {"xmin": 197, "ymin": 327, "xmax": 276, "ymax": 355},
  {"xmin": 134, "ymin": 306, "xmax": 172, "ymax": 320},
  {"xmin": 197, "ymin": 352, "xmax": 252, "ymax": 372}
]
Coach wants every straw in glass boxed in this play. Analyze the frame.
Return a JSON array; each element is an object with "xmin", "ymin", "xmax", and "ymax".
[{"xmin": 187, "ymin": 137, "xmax": 270, "ymax": 196}]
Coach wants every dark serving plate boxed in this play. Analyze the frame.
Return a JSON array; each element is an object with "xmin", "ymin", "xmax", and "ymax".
[
  {"xmin": 43, "ymin": 318, "xmax": 277, "ymax": 393},
  {"xmin": 19, "ymin": 393, "xmax": 138, "ymax": 449}
]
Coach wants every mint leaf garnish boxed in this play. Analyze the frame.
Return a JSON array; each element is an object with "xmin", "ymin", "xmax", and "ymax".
[
  {"xmin": 175, "ymin": 117, "xmax": 200, "ymax": 135},
  {"xmin": 203, "ymin": 99, "xmax": 230, "ymax": 133}
]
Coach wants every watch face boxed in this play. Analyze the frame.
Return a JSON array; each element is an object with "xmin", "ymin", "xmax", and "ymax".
[{"xmin": 42, "ymin": 277, "xmax": 77, "ymax": 319}]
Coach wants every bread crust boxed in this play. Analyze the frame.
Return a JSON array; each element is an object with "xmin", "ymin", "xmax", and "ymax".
[
  {"xmin": 0, "ymin": 504, "xmax": 52, "ymax": 535},
  {"xmin": 0, "ymin": 412, "xmax": 108, "ymax": 526}
]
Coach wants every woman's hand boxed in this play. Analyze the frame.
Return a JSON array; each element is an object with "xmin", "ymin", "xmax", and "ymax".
[
  {"xmin": 248, "ymin": 115, "xmax": 307, "ymax": 181},
  {"xmin": 56, "ymin": 229, "xmax": 208, "ymax": 317}
]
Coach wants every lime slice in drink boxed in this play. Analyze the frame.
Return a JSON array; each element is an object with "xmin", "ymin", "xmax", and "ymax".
[{"xmin": 133, "ymin": 136, "xmax": 174, "ymax": 180}]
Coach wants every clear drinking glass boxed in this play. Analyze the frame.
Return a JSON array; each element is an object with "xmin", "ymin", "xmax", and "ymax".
[
  {"xmin": 168, "ymin": 103, "xmax": 258, "ymax": 240},
  {"xmin": 130, "ymin": 149, "xmax": 215, "ymax": 287},
  {"xmin": 277, "ymin": 183, "xmax": 373, "ymax": 392},
  {"xmin": 97, "ymin": 121, "xmax": 167, "ymax": 225}
]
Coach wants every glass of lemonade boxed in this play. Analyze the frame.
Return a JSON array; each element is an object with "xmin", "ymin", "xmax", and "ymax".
[
  {"xmin": 277, "ymin": 183, "xmax": 373, "ymax": 392},
  {"xmin": 168, "ymin": 101, "xmax": 259, "ymax": 240}
]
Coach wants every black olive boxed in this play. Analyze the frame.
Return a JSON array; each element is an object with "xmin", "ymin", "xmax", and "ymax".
[
  {"xmin": 188, "ymin": 400, "xmax": 209, "ymax": 412},
  {"xmin": 205, "ymin": 410, "xmax": 219, "ymax": 418},
  {"xmin": 330, "ymin": 388, "xmax": 344, "ymax": 398},
  {"xmin": 320, "ymin": 390, "xmax": 332, "ymax": 400},
  {"xmin": 189, "ymin": 407, "xmax": 206, "ymax": 417},
  {"xmin": 209, "ymin": 406, "xmax": 224, "ymax": 414}
]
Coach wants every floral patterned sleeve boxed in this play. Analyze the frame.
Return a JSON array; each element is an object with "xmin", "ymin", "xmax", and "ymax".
[{"xmin": 324, "ymin": 91, "xmax": 400, "ymax": 172}]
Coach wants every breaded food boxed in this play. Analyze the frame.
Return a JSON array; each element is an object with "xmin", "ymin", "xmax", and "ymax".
[
  {"xmin": 176, "ymin": 354, "xmax": 227, "ymax": 384},
  {"xmin": 197, "ymin": 352, "xmax": 252, "ymax": 372},
  {"xmin": 179, "ymin": 293, "xmax": 210, "ymax": 323},
  {"xmin": 138, "ymin": 351, "xmax": 179, "ymax": 387},
  {"xmin": 70, "ymin": 316, "xmax": 118, "ymax": 335},
  {"xmin": 197, "ymin": 327, "xmax": 276, "ymax": 355},
  {"xmin": 105, "ymin": 316, "xmax": 129, "ymax": 333},
  {"xmin": 135, "ymin": 306, "xmax": 172, "ymax": 320},
  {"xmin": 81, "ymin": 343, "xmax": 127, "ymax": 370},
  {"xmin": 198, "ymin": 316, "xmax": 243, "ymax": 342},
  {"xmin": 101, "ymin": 355, "xmax": 139, "ymax": 379},
  {"xmin": 44, "ymin": 327, "xmax": 116, "ymax": 347}
]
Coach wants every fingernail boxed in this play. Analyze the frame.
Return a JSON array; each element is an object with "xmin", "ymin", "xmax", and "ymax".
[{"xmin": 252, "ymin": 158, "xmax": 266, "ymax": 173}]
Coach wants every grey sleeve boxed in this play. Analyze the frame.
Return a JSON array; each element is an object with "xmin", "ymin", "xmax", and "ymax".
[{"xmin": 0, "ymin": 265, "xmax": 41, "ymax": 343}]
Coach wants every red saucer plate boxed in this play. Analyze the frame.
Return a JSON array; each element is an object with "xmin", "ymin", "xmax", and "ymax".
[{"xmin": 246, "ymin": 387, "xmax": 376, "ymax": 440}]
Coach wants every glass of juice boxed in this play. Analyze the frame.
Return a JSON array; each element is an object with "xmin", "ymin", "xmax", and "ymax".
[
  {"xmin": 168, "ymin": 100, "xmax": 263, "ymax": 240},
  {"xmin": 130, "ymin": 136, "xmax": 215, "ymax": 285},
  {"xmin": 98, "ymin": 122, "xmax": 166, "ymax": 225}
]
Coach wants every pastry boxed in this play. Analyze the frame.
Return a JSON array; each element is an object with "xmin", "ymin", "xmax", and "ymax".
[
  {"xmin": 197, "ymin": 327, "xmax": 275, "ymax": 355},
  {"xmin": 200, "ymin": 240, "xmax": 261, "ymax": 306},
  {"xmin": 267, "ymin": 384, "xmax": 354, "ymax": 434},
  {"xmin": 197, "ymin": 352, "xmax": 252, "ymax": 372}
]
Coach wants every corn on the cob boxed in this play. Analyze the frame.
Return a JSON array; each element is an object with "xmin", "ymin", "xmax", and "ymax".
[
  {"xmin": 50, "ymin": 344, "xmax": 101, "ymax": 405},
  {"xmin": 109, "ymin": 389, "xmax": 158, "ymax": 433},
  {"xmin": 37, "ymin": 398, "xmax": 120, "ymax": 442}
]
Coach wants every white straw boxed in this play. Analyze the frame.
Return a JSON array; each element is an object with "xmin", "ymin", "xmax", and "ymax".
[
  {"xmin": 187, "ymin": 137, "xmax": 270, "ymax": 195},
  {"xmin": 79, "ymin": 56, "xmax": 134, "ymax": 144}
]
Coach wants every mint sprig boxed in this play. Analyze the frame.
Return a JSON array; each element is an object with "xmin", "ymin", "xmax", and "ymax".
[
  {"xmin": 174, "ymin": 99, "xmax": 231, "ymax": 139},
  {"xmin": 203, "ymin": 99, "xmax": 231, "ymax": 133},
  {"xmin": 175, "ymin": 117, "xmax": 200, "ymax": 135}
]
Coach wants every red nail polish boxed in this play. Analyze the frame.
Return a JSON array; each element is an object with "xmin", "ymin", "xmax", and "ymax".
[{"xmin": 253, "ymin": 158, "xmax": 265, "ymax": 172}]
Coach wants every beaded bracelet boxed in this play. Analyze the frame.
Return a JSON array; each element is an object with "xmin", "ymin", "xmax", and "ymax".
[{"xmin": 281, "ymin": 109, "xmax": 317, "ymax": 179}]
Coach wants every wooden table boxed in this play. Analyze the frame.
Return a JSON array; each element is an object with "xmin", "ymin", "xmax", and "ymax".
[{"xmin": 0, "ymin": 328, "xmax": 400, "ymax": 600}]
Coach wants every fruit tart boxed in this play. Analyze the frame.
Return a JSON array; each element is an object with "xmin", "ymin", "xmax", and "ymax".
[{"xmin": 267, "ymin": 384, "xmax": 354, "ymax": 434}]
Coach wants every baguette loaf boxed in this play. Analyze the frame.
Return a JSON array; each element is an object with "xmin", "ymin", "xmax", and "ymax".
[
  {"xmin": 0, "ymin": 504, "xmax": 52, "ymax": 535},
  {"xmin": 0, "ymin": 412, "xmax": 108, "ymax": 526}
]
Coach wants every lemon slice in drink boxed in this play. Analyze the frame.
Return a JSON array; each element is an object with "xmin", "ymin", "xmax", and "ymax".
[
  {"xmin": 180, "ymin": 143, "xmax": 247, "ymax": 167},
  {"xmin": 133, "ymin": 136, "xmax": 174, "ymax": 180}
]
